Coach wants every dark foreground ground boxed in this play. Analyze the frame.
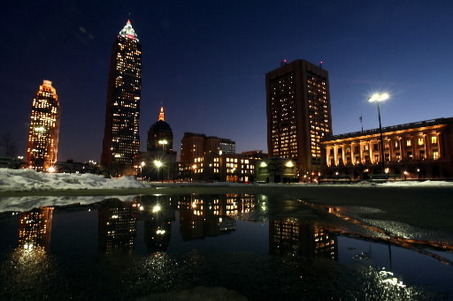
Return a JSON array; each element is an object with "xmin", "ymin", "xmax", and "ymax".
[{"xmin": 1, "ymin": 183, "xmax": 452, "ymax": 233}]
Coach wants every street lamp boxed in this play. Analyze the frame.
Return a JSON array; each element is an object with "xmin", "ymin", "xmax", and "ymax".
[
  {"xmin": 153, "ymin": 160, "xmax": 163, "ymax": 182},
  {"xmin": 140, "ymin": 161, "xmax": 145, "ymax": 178},
  {"xmin": 369, "ymin": 92, "xmax": 389, "ymax": 174},
  {"xmin": 158, "ymin": 139, "xmax": 168, "ymax": 150}
]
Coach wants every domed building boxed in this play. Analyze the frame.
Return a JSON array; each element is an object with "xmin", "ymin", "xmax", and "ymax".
[
  {"xmin": 135, "ymin": 107, "xmax": 177, "ymax": 181},
  {"xmin": 147, "ymin": 107, "xmax": 173, "ymax": 152}
]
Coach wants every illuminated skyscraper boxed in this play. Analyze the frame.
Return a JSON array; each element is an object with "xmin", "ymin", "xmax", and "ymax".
[
  {"xmin": 25, "ymin": 80, "xmax": 60, "ymax": 171},
  {"xmin": 266, "ymin": 59, "xmax": 332, "ymax": 178},
  {"xmin": 101, "ymin": 20, "xmax": 142, "ymax": 175}
]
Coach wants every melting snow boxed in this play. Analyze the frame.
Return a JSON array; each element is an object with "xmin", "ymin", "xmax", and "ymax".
[{"xmin": 0, "ymin": 168, "xmax": 150, "ymax": 191}]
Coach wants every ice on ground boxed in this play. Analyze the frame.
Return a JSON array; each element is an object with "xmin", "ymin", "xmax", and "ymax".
[
  {"xmin": 0, "ymin": 168, "xmax": 150, "ymax": 191},
  {"xmin": 0, "ymin": 195, "xmax": 137, "ymax": 213}
]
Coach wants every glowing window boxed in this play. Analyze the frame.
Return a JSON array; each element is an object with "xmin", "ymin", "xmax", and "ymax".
[
  {"xmin": 431, "ymin": 136, "xmax": 438, "ymax": 144},
  {"xmin": 433, "ymin": 151, "xmax": 439, "ymax": 160}
]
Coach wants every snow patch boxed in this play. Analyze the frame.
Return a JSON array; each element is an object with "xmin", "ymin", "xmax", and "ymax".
[{"xmin": 0, "ymin": 168, "xmax": 150, "ymax": 191}]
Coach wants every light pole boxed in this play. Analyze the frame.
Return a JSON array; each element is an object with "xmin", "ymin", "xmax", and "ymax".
[
  {"xmin": 368, "ymin": 92, "xmax": 389, "ymax": 174},
  {"xmin": 140, "ymin": 161, "xmax": 145, "ymax": 179}
]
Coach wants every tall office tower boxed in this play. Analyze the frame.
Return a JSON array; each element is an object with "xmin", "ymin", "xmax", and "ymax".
[
  {"xmin": 25, "ymin": 80, "xmax": 60, "ymax": 171},
  {"xmin": 101, "ymin": 20, "xmax": 142, "ymax": 175},
  {"xmin": 266, "ymin": 59, "xmax": 332, "ymax": 177},
  {"xmin": 147, "ymin": 107, "xmax": 173, "ymax": 152}
]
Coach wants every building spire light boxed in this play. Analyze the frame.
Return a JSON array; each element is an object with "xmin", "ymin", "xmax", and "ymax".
[
  {"xmin": 158, "ymin": 106, "xmax": 165, "ymax": 121},
  {"xmin": 119, "ymin": 19, "xmax": 139, "ymax": 41}
]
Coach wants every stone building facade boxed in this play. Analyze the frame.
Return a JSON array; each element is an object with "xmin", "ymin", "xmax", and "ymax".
[{"xmin": 321, "ymin": 118, "xmax": 453, "ymax": 180}]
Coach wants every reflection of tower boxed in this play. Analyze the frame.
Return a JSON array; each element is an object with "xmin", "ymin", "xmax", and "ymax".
[
  {"xmin": 25, "ymin": 80, "xmax": 60, "ymax": 171},
  {"xmin": 101, "ymin": 20, "xmax": 142, "ymax": 175},
  {"xmin": 17, "ymin": 207, "xmax": 54, "ymax": 252},
  {"xmin": 144, "ymin": 220, "xmax": 171, "ymax": 252},
  {"xmin": 98, "ymin": 199, "xmax": 137, "ymax": 254},
  {"xmin": 269, "ymin": 218, "xmax": 337, "ymax": 260}
]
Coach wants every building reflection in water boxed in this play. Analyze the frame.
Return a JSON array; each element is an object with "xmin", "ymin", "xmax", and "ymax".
[
  {"xmin": 269, "ymin": 218, "xmax": 338, "ymax": 260},
  {"xmin": 98, "ymin": 198, "xmax": 137, "ymax": 254},
  {"xmin": 17, "ymin": 206, "xmax": 54, "ymax": 253},
  {"xmin": 177, "ymin": 194, "xmax": 255, "ymax": 240},
  {"xmin": 0, "ymin": 206, "xmax": 57, "ymax": 300},
  {"xmin": 132, "ymin": 195, "xmax": 174, "ymax": 253}
]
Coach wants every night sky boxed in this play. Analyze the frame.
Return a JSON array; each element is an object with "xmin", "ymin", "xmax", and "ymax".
[{"xmin": 2, "ymin": 0, "xmax": 453, "ymax": 162}]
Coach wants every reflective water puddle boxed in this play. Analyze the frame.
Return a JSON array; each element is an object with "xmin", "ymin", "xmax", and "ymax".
[{"xmin": 0, "ymin": 194, "xmax": 452, "ymax": 300}]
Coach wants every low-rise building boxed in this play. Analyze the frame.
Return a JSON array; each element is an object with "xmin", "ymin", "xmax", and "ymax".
[
  {"xmin": 179, "ymin": 151, "xmax": 256, "ymax": 183},
  {"xmin": 254, "ymin": 157, "xmax": 297, "ymax": 183},
  {"xmin": 321, "ymin": 118, "xmax": 453, "ymax": 180}
]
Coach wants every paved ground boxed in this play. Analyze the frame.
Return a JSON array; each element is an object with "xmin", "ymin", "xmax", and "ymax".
[{"xmin": 1, "ymin": 183, "xmax": 453, "ymax": 233}]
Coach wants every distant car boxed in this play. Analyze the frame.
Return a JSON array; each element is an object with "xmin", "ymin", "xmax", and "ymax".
[
  {"xmin": 0, "ymin": 157, "xmax": 27, "ymax": 169},
  {"xmin": 54, "ymin": 162, "xmax": 99, "ymax": 174}
]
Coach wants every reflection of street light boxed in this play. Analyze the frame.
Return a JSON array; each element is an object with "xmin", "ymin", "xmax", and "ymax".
[{"xmin": 369, "ymin": 92, "xmax": 389, "ymax": 174}]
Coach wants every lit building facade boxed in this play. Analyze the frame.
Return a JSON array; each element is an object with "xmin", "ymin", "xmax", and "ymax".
[
  {"xmin": 26, "ymin": 80, "xmax": 60, "ymax": 171},
  {"xmin": 187, "ymin": 152, "xmax": 256, "ymax": 183},
  {"xmin": 255, "ymin": 157, "xmax": 297, "ymax": 183},
  {"xmin": 321, "ymin": 118, "xmax": 453, "ymax": 180},
  {"xmin": 266, "ymin": 59, "xmax": 332, "ymax": 180},
  {"xmin": 180, "ymin": 132, "xmax": 235, "ymax": 164},
  {"xmin": 134, "ymin": 107, "xmax": 177, "ymax": 181},
  {"xmin": 179, "ymin": 132, "xmax": 242, "ymax": 181},
  {"xmin": 101, "ymin": 20, "xmax": 142, "ymax": 176}
]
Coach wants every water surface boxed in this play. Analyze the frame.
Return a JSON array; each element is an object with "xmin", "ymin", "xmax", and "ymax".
[{"xmin": 0, "ymin": 194, "xmax": 452, "ymax": 300}]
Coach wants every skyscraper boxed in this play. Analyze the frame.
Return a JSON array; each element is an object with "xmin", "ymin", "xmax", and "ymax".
[
  {"xmin": 101, "ymin": 20, "xmax": 142, "ymax": 176},
  {"xmin": 266, "ymin": 59, "xmax": 332, "ymax": 179},
  {"xmin": 25, "ymin": 80, "xmax": 60, "ymax": 171}
]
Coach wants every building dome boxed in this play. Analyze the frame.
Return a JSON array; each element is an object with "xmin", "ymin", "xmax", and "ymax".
[{"xmin": 147, "ymin": 107, "xmax": 173, "ymax": 152}]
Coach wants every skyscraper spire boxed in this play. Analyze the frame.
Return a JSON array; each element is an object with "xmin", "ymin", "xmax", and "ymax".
[
  {"xmin": 158, "ymin": 106, "xmax": 165, "ymax": 121},
  {"xmin": 119, "ymin": 19, "xmax": 139, "ymax": 41}
]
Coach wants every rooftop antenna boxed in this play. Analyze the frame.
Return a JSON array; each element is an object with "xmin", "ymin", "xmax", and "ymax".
[
  {"xmin": 319, "ymin": 60, "xmax": 324, "ymax": 68},
  {"xmin": 359, "ymin": 115, "xmax": 363, "ymax": 132}
]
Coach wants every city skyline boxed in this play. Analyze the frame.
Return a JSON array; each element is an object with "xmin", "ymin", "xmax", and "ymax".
[{"xmin": 2, "ymin": 1, "xmax": 453, "ymax": 162}]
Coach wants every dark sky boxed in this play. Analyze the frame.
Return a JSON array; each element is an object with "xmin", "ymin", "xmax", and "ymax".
[{"xmin": 2, "ymin": 0, "xmax": 453, "ymax": 162}]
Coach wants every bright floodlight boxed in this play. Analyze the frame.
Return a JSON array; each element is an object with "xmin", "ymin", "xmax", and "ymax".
[
  {"xmin": 153, "ymin": 160, "xmax": 163, "ymax": 168},
  {"xmin": 369, "ymin": 93, "xmax": 389, "ymax": 103}
]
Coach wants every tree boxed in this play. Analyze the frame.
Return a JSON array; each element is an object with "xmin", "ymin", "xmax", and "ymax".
[{"xmin": 0, "ymin": 133, "xmax": 20, "ymax": 157}]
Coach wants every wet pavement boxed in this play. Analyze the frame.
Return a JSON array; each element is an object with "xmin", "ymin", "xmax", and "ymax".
[{"xmin": 0, "ymin": 193, "xmax": 452, "ymax": 300}]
